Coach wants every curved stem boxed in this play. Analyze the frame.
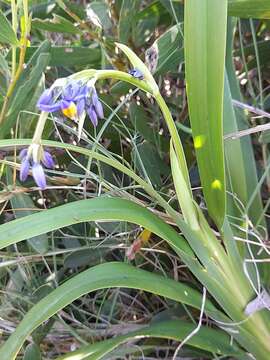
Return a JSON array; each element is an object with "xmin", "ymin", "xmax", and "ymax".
[{"xmin": 155, "ymin": 93, "xmax": 192, "ymax": 194}]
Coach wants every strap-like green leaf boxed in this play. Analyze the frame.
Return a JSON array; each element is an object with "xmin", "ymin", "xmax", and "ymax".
[
  {"xmin": 58, "ymin": 319, "xmax": 243, "ymax": 360},
  {"xmin": 184, "ymin": 0, "xmax": 227, "ymax": 228},
  {"xmin": 0, "ymin": 197, "xmax": 191, "ymax": 256},
  {"xmin": 0, "ymin": 262, "xmax": 223, "ymax": 360}
]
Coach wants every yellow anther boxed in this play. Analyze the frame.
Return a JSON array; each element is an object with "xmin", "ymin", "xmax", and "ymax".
[
  {"xmin": 194, "ymin": 135, "xmax": 205, "ymax": 149},
  {"xmin": 211, "ymin": 179, "xmax": 222, "ymax": 190},
  {"xmin": 62, "ymin": 102, "xmax": 77, "ymax": 120}
]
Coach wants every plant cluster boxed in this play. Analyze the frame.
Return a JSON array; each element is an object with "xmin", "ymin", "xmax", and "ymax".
[{"xmin": 0, "ymin": 1, "xmax": 270, "ymax": 360}]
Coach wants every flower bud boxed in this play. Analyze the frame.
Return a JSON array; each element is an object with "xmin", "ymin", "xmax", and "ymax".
[
  {"xmin": 20, "ymin": 158, "xmax": 30, "ymax": 182},
  {"xmin": 32, "ymin": 163, "xmax": 46, "ymax": 190}
]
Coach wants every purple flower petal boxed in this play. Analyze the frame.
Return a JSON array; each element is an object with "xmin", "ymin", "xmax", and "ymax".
[
  {"xmin": 37, "ymin": 89, "xmax": 53, "ymax": 107},
  {"xmin": 80, "ymin": 85, "xmax": 89, "ymax": 96},
  {"xmin": 87, "ymin": 105, "xmax": 98, "ymax": 127},
  {"xmin": 91, "ymin": 90, "xmax": 104, "ymax": 119},
  {"xmin": 32, "ymin": 163, "xmax": 46, "ymax": 189},
  {"xmin": 73, "ymin": 85, "xmax": 88, "ymax": 102},
  {"xmin": 20, "ymin": 158, "xmax": 30, "ymax": 182},
  {"xmin": 63, "ymin": 82, "xmax": 80, "ymax": 101},
  {"xmin": 61, "ymin": 100, "xmax": 72, "ymax": 110},
  {"xmin": 19, "ymin": 148, "xmax": 28, "ymax": 160},
  {"xmin": 90, "ymin": 88, "xmax": 103, "ymax": 119},
  {"xmin": 42, "ymin": 151, "xmax": 55, "ymax": 169},
  {"xmin": 94, "ymin": 100, "xmax": 104, "ymax": 119},
  {"xmin": 77, "ymin": 98, "xmax": 86, "ymax": 117},
  {"xmin": 37, "ymin": 101, "xmax": 62, "ymax": 113}
]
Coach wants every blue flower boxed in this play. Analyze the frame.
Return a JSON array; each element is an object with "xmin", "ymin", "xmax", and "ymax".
[
  {"xmin": 37, "ymin": 80, "xmax": 104, "ymax": 126},
  {"xmin": 20, "ymin": 157, "xmax": 30, "ymax": 182},
  {"xmin": 128, "ymin": 68, "xmax": 144, "ymax": 80},
  {"xmin": 32, "ymin": 163, "xmax": 46, "ymax": 189},
  {"xmin": 86, "ymin": 86, "xmax": 104, "ymax": 127},
  {"xmin": 19, "ymin": 147, "xmax": 55, "ymax": 190}
]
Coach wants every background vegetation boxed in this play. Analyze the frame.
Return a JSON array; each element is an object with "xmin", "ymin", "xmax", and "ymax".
[{"xmin": 0, "ymin": 0, "xmax": 270, "ymax": 359}]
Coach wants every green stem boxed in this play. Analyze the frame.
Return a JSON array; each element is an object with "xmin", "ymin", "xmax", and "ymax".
[
  {"xmin": 11, "ymin": 0, "xmax": 17, "ymax": 80},
  {"xmin": 155, "ymin": 93, "xmax": 192, "ymax": 195},
  {"xmin": 72, "ymin": 69, "xmax": 192, "ymax": 195},
  {"xmin": 0, "ymin": 0, "xmax": 30, "ymax": 125},
  {"xmin": 32, "ymin": 112, "xmax": 48, "ymax": 144}
]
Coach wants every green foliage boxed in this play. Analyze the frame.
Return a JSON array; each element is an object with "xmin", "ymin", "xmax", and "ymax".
[
  {"xmin": 184, "ymin": 0, "xmax": 227, "ymax": 228},
  {"xmin": 1, "ymin": 0, "xmax": 270, "ymax": 359},
  {"xmin": 0, "ymin": 8, "xmax": 19, "ymax": 46}
]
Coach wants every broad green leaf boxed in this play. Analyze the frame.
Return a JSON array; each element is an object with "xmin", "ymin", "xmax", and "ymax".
[
  {"xmin": 58, "ymin": 320, "xmax": 243, "ymax": 360},
  {"xmin": 0, "ymin": 262, "xmax": 223, "ymax": 360},
  {"xmin": 0, "ymin": 41, "xmax": 51, "ymax": 138},
  {"xmin": 118, "ymin": 0, "xmax": 140, "ymax": 43},
  {"xmin": 228, "ymin": 0, "xmax": 270, "ymax": 18},
  {"xmin": 233, "ymin": 40, "xmax": 270, "ymax": 71},
  {"xmin": 86, "ymin": 1, "xmax": 112, "ymax": 31},
  {"xmin": 3, "ymin": 53, "xmax": 50, "ymax": 135},
  {"xmin": 32, "ymin": 14, "xmax": 81, "ymax": 34},
  {"xmin": 8, "ymin": 46, "xmax": 101, "ymax": 67},
  {"xmin": 18, "ymin": 75, "xmax": 47, "ymax": 138},
  {"xmin": 55, "ymin": 0, "xmax": 86, "ymax": 21},
  {"xmin": 184, "ymin": 0, "xmax": 227, "ymax": 228},
  {"xmin": 147, "ymin": 24, "xmax": 184, "ymax": 75},
  {"xmin": 0, "ymin": 9, "xmax": 19, "ymax": 46},
  {"xmin": 30, "ymin": 1, "xmax": 56, "ymax": 19},
  {"xmin": 159, "ymin": 0, "xmax": 184, "ymax": 22},
  {"xmin": 131, "ymin": 1, "xmax": 160, "ymax": 48}
]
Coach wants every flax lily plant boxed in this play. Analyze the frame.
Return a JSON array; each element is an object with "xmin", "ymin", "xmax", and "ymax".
[{"xmin": 0, "ymin": 2, "xmax": 270, "ymax": 360}]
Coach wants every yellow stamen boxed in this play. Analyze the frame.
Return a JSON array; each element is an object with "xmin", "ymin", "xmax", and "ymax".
[{"xmin": 62, "ymin": 102, "xmax": 77, "ymax": 120}]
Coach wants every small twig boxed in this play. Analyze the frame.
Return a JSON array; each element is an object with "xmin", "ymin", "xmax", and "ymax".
[
  {"xmin": 232, "ymin": 99, "xmax": 270, "ymax": 119},
  {"xmin": 224, "ymin": 99, "xmax": 270, "ymax": 140}
]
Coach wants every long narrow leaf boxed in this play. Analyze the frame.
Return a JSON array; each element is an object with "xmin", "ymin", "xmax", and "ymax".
[
  {"xmin": 184, "ymin": 0, "xmax": 227, "ymax": 228},
  {"xmin": 0, "ymin": 197, "xmax": 191, "ymax": 256},
  {"xmin": 58, "ymin": 319, "xmax": 243, "ymax": 360},
  {"xmin": 0, "ymin": 262, "xmax": 223, "ymax": 360}
]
